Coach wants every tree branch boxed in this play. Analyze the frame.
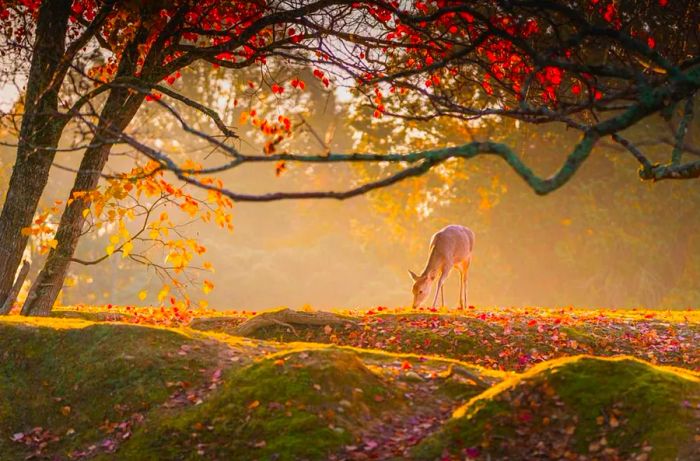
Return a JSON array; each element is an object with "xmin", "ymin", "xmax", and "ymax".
[{"xmin": 672, "ymin": 97, "xmax": 695, "ymax": 165}]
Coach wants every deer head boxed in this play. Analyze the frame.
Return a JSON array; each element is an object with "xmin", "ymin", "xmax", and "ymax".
[{"xmin": 409, "ymin": 270, "xmax": 435, "ymax": 308}]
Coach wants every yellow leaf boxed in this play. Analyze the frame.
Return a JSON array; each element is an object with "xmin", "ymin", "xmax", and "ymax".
[
  {"xmin": 110, "ymin": 234, "xmax": 120, "ymax": 245},
  {"xmin": 105, "ymin": 245, "xmax": 115, "ymax": 256},
  {"xmin": 203, "ymin": 280, "xmax": 214, "ymax": 294},
  {"xmin": 138, "ymin": 290, "xmax": 147, "ymax": 301},
  {"xmin": 119, "ymin": 222, "xmax": 129, "ymax": 239},
  {"xmin": 94, "ymin": 201, "xmax": 104, "ymax": 217},
  {"xmin": 47, "ymin": 239, "xmax": 58, "ymax": 249},
  {"xmin": 157, "ymin": 285, "xmax": 170, "ymax": 303},
  {"xmin": 181, "ymin": 201, "xmax": 199, "ymax": 217},
  {"xmin": 20, "ymin": 227, "xmax": 33, "ymax": 236},
  {"xmin": 167, "ymin": 252, "xmax": 185, "ymax": 269},
  {"xmin": 247, "ymin": 400, "xmax": 260, "ymax": 410},
  {"xmin": 82, "ymin": 209, "xmax": 90, "ymax": 218},
  {"xmin": 122, "ymin": 241, "xmax": 133, "ymax": 258}
]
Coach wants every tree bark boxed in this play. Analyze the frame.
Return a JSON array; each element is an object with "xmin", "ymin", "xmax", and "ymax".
[
  {"xmin": 0, "ymin": 260, "xmax": 30, "ymax": 315},
  {"xmin": 0, "ymin": 0, "xmax": 72, "ymax": 307},
  {"xmin": 20, "ymin": 27, "xmax": 150, "ymax": 317},
  {"xmin": 21, "ymin": 91, "xmax": 143, "ymax": 316}
]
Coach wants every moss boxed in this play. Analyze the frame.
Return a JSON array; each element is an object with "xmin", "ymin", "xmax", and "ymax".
[
  {"xmin": 0, "ymin": 318, "xmax": 221, "ymax": 459},
  {"xmin": 552, "ymin": 357, "xmax": 699, "ymax": 459},
  {"xmin": 413, "ymin": 356, "xmax": 700, "ymax": 460},
  {"xmin": 50, "ymin": 307, "xmax": 131, "ymax": 322},
  {"xmin": 114, "ymin": 348, "xmax": 402, "ymax": 460}
]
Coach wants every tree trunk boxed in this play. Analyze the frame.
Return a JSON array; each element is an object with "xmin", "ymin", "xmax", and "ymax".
[
  {"xmin": 0, "ymin": 260, "xmax": 30, "ymax": 315},
  {"xmin": 21, "ymin": 92, "xmax": 143, "ymax": 316},
  {"xmin": 0, "ymin": 0, "xmax": 72, "ymax": 307}
]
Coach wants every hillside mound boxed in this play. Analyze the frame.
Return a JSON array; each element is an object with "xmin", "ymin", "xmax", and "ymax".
[
  {"xmin": 114, "ymin": 348, "xmax": 406, "ymax": 460},
  {"xmin": 0, "ymin": 318, "xmax": 494, "ymax": 460},
  {"xmin": 0, "ymin": 318, "xmax": 227, "ymax": 459},
  {"xmin": 413, "ymin": 356, "xmax": 700, "ymax": 460}
]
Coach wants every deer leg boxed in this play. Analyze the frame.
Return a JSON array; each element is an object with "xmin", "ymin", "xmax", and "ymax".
[
  {"xmin": 457, "ymin": 267, "xmax": 464, "ymax": 308},
  {"xmin": 464, "ymin": 258, "xmax": 471, "ymax": 307},
  {"xmin": 441, "ymin": 285, "xmax": 445, "ymax": 307},
  {"xmin": 432, "ymin": 276, "xmax": 441, "ymax": 307},
  {"xmin": 432, "ymin": 270, "xmax": 449, "ymax": 308},
  {"xmin": 463, "ymin": 271, "xmax": 468, "ymax": 307}
]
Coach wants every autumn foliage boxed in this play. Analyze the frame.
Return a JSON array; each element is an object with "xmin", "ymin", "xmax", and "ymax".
[{"xmin": 0, "ymin": 0, "xmax": 698, "ymax": 314}]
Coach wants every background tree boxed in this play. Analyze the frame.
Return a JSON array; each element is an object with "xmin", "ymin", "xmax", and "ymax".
[{"xmin": 0, "ymin": 0, "xmax": 698, "ymax": 315}]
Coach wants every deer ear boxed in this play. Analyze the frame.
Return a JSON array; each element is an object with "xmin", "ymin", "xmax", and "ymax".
[{"xmin": 408, "ymin": 270, "xmax": 420, "ymax": 281}]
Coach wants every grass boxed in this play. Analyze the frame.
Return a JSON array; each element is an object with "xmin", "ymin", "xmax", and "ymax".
[
  {"xmin": 413, "ymin": 356, "xmax": 700, "ymax": 460},
  {"xmin": 2, "ymin": 307, "xmax": 698, "ymax": 460},
  {"xmin": 0, "ymin": 317, "xmax": 222, "ymax": 459},
  {"xmin": 1, "ymin": 316, "xmax": 495, "ymax": 460},
  {"xmin": 112, "ymin": 348, "xmax": 400, "ymax": 461}
]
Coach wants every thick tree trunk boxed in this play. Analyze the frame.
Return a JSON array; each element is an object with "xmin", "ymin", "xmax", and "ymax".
[
  {"xmin": 0, "ymin": 0, "xmax": 72, "ymax": 307},
  {"xmin": 21, "ymin": 92, "xmax": 143, "ymax": 316}
]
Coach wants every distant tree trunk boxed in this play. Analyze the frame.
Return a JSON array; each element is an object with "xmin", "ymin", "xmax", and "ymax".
[
  {"xmin": 0, "ymin": 260, "xmax": 30, "ymax": 315},
  {"xmin": 0, "ymin": 0, "xmax": 72, "ymax": 307},
  {"xmin": 20, "ymin": 92, "xmax": 144, "ymax": 316}
]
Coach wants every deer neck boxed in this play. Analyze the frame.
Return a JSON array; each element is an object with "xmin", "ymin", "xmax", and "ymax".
[{"xmin": 420, "ymin": 244, "xmax": 444, "ymax": 277}]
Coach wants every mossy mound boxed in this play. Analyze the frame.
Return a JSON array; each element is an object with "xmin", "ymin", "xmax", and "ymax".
[
  {"xmin": 114, "ymin": 348, "xmax": 403, "ymax": 460},
  {"xmin": 196, "ymin": 310, "xmax": 699, "ymax": 372},
  {"xmin": 413, "ymin": 356, "xmax": 700, "ymax": 460},
  {"xmin": 0, "ymin": 318, "xmax": 222, "ymax": 459}
]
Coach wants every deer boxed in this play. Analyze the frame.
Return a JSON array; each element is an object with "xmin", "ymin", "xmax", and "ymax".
[{"xmin": 409, "ymin": 224, "xmax": 475, "ymax": 308}]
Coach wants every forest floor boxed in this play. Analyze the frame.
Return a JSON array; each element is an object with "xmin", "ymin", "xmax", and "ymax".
[{"xmin": 0, "ymin": 305, "xmax": 698, "ymax": 460}]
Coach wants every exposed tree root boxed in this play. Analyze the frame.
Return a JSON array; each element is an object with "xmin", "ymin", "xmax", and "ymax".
[
  {"xmin": 188, "ymin": 316, "xmax": 244, "ymax": 330},
  {"xmin": 231, "ymin": 308, "xmax": 357, "ymax": 337},
  {"xmin": 434, "ymin": 363, "xmax": 491, "ymax": 389}
]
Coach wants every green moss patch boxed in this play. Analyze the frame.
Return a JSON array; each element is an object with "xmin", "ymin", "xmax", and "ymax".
[
  {"xmin": 413, "ymin": 356, "xmax": 700, "ymax": 460},
  {"xmin": 114, "ymin": 348, "xmax": 404, "ymax": 460},
  {"xmin": 0, "ymin": 318, "xmax": 222, "ymax": 459}
]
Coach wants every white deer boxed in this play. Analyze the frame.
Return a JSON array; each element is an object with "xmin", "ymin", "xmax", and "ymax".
[{"xmin": 409, "ymin": 224, "xmax": 475, "ymax": 308}]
